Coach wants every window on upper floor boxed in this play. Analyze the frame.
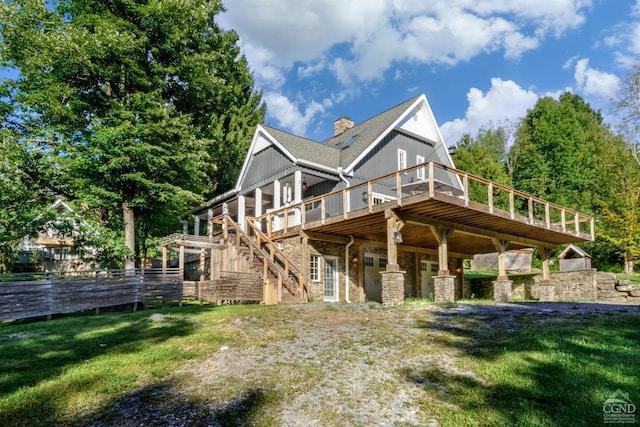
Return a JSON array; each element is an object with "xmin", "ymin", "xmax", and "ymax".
[
  {"xmin": 398, "ymin": 149, "xmax": 407, "ymax": 171},
  {"xmin": 416, "ymin": 155, "xmax": 425, "ymax": 180}
]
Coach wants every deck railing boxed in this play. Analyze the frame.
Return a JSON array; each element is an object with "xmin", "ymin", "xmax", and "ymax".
[{"xmin": 257, "ymin": 161, "xmax": 595, "ymax": 241}]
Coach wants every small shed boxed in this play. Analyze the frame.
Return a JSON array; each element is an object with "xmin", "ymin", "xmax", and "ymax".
[{"xmin": 558, "ymin": 244, "xmax": 591, "ymax": 271}]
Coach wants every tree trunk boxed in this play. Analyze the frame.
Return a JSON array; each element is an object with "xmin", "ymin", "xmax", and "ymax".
[
  {"xmin": 123, "ymin": 200, "xmax": 136, "ymax": 272},
  {"xmin": 624, "ymin": 253, "xmax": 634, "ymax": 274}
]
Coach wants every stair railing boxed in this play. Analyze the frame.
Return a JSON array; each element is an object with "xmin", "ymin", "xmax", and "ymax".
[
  {"xmin": 213, "ymin": 214, "xmax": 307, "ymax": 301},
  {"xmin": 244, "ymin": 216, "xmax": 308, "ymax": 300}
]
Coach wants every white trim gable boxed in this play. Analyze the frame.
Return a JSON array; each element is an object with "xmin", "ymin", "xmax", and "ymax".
[
  {"xmin": 343, "ymin": 94, "xmax": 456, "ymax": 174},
  {"xmin": 234, "ymin": 125, "xmax": 299, "ymax": 192}
]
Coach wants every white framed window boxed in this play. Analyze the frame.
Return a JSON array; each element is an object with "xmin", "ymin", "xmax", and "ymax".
[
  {"xmin": 416, "ymin": 155, "xmax": 425, "ymax": 180},
  {"xmin": 310, "ymin": 254, "xmax": 320, "ymax": 282},
  {"xmin": 378, "ymin": 257, "xmax": 388, "ymax": 268},
  {"xmin": 364, "ymin": 256, "xmax": 374, "ymax": 267},
  {"xmin": 398, "ymin": 149, "xmax": 407, "ymax": 171}
]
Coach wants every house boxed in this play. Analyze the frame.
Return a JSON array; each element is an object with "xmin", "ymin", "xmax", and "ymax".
[
  {"xmin": 169, "ymin": 94, "xmax": 594, "ymax": 305},
  {"xmin": 15, "ymin": 199, "xmax": 97, "ymax": 272}
]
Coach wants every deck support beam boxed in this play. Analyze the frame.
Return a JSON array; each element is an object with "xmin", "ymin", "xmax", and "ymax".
[
  {"xmin": 492, "ymin": 239, "xmax": 510, "ymax": 281},
  {"xmin": 428, "ymin": 226, "xmax": 453, "ymax": 276}
]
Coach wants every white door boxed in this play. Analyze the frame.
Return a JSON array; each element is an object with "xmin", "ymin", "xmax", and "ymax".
[
  {"xmin": 323, "ymin": 257, "xmax": 339, "ymax": 301},
  {"xmin": 364, "ymin": 253, "xmax": 387, "ymax": 303},
  {"xmin": 420, "ymin": 261, "xmax": 438, "ymax": 300}
]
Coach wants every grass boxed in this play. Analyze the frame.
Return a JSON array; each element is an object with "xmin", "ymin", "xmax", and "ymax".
[
  {"xmin": 0, "ymin": 301, "xmax": 639, "ymax": 426},
  {"xmin": 410, "ymin": 310, "xmax": 640, "ymax": 426}
]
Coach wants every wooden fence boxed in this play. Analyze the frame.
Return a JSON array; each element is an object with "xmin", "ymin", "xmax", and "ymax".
[{"xmin": 0, "ymin": 268, "xmax": 183, "ymax": 322}]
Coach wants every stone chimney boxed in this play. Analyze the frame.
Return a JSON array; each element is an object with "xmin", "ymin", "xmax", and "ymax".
[{"xmin": 334, "ymin": 116, "xmax": 354, "ymax": 136}]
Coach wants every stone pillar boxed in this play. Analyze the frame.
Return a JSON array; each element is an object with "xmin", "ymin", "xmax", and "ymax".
[
  {"xmin": 434, "ymin": 275, "xmax": 456, "ymax": 302},
  {"xmin": 493, "ymin": 280, "xmax": 513, "ymax": 302},
  {"xmin": 381, "ymin": 269, "xmax": 405, "ymax": 306},
  {"xmin": 538, "ymin": 283, "xmax": 556, "ymax": 302}
]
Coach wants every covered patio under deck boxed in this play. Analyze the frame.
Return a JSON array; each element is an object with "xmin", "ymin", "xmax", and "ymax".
[{"xmin": 257, "ymin": 162, "xmax": 594, "ymax": 304}]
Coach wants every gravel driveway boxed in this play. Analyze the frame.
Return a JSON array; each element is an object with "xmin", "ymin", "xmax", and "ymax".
[{"xmin": 85, "ymin": 301, "xmax": 639, "ymax": 427}]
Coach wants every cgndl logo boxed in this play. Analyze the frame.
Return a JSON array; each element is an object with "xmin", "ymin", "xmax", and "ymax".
[{"xmin": 603, "ymin": 390, "xmax": 636, "ymax": 424}]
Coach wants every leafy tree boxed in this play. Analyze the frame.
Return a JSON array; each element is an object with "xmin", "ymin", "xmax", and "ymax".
[
  {"xmin": 452, "ymin": 125, "xmax": 512, "ymax": 206},
  {"xmin": 512, "ymin": 93, "xmax": 613, "ymax": 214},
  {"xmin": 0, "ymin": 131, "xmax": 53, "ymax": 271},
  {"xmin": 0, "ymin": 0, "xmax": 264, "ymax": 269}
]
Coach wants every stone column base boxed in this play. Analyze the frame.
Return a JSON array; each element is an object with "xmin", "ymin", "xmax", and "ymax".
[
  {"xmin": 493, "ymin": 280, "xmax": 513, "ymax": 302},
  {"xmin": 434, "ymin": 275, "xmax": 456, "ymax": 302},
  {"xmin": 381, "ymin": 269, "xmax": 405, "ymax": 306},
  {"xmin": 538, "ymin": 283, "xmax": 556, "ymax": 302}
]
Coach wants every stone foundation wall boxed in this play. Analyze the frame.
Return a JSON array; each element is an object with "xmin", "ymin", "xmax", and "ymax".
[
  {"xmin": 597, "ymin": 272, "xmax": 640, "ymax": 303},
  {"xmin": 469, "ymin": 269, "xmax": 640, "ymax": 302}
]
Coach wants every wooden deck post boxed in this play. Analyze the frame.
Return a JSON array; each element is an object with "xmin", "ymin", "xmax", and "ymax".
[
  {"xmin": 161, "ymin": 246, "xmax": 167, "ymax": 273},
  {"xmin": 539, "ymin": 247, "xmax": 551, "ymax": 282},
  {"xmin": 428, "ymin": 225, "xmax": 452, "ymax": 276},
  {"xmin": 492, "ymin": 239, "xmax": 509, "ymax": 281}
]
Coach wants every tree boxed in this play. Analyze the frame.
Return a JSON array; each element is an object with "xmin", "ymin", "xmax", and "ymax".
[
  {"xmin": 512, "ymin": 93, "xmax": 613, "ymax": 214},
  {"xmin": 0, "ymin": 131, "xmax": 54, "ymax": 271},
  {"xmin": 452, "ymin": 125, "xmax": 513, "ymax": 206},
  {"xmin": 0, "ymin": 0, "xmax": 264, "ymax": 269}
]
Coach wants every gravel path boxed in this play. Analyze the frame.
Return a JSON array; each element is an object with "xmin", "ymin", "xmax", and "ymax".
[{"xmin": 84, "ymin": 301, "xmax": 639, "ymax": 426}]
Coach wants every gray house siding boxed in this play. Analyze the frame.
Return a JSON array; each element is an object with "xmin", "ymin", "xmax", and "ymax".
[
  {"xmin": 348, "ymin": 130, "xmax": 458, "ymax": 210},
  {"xmin": 242, "ymin": 146, "xmax": 294, "ymax": 191}
]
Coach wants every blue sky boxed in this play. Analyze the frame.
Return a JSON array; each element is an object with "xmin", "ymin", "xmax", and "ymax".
[{"xmin": 217, "ymin": 0, "xmax": 640, "ymax": 146}]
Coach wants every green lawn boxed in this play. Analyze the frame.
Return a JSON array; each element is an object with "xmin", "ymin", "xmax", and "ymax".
[{"xmin": 0, "ymin": 302, "xmax": 638, "ymax": 426}]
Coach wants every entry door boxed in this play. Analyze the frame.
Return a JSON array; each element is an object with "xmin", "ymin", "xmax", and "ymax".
[
  {"xmin": 364, "ymin": 253, "xmax": 386, "ymax": 303},
  {"xmin": 323, "ymin": 257, "xmax": 339, "ymax": 301},
  {"xmin": 420, "ymin": 261, "xmax": 438, "ymax": 300}
]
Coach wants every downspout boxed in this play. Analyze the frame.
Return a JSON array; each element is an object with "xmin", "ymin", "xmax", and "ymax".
[
  {"xmin": 345, "ymin": 236, "xmax": 354, "ymax": 303},
  {"xmin": 339, "ymin": 167, "xmax": 353, "ymax": 303}
]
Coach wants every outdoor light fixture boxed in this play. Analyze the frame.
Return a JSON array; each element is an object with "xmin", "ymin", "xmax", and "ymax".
[
  {"xmin": 362, "ymin": 191, "xmax": 369, "ymax": 202},
  {"xmin": 302, "ymin": 181, "xmax": 307, "ymax": 191},
  {"xmin": 393, "ymin": 231, "xmax": 403, "ymax": 244},
  {"xmin": 351, "ymin": 255, "xmax": 359, "ymax": 265}
]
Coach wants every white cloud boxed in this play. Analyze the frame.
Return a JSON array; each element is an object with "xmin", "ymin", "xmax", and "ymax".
[
  {"xmin": 218, "ymin": 0, "xmax": 592, "ymax": 88},
  {"xmin": 440, "ymin": 78, "xmax": 539, "ymax": 146},
  {"xmin": 263, "ymin": 92, "xmax": 326, "ymax": 136},
  {"xmin": 574, "ymin": 58, "xmax": 621, "ymax": 101}
]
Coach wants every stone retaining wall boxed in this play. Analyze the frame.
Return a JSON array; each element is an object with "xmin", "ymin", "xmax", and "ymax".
[{"xmin": 468, "ymin": 269, "xmax": 640, "ymax": 303}]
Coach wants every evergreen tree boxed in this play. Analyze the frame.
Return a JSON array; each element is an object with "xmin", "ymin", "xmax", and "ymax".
[{"xmin": 0, "ymin": 0, "xmax": 264, "ymax": 269}]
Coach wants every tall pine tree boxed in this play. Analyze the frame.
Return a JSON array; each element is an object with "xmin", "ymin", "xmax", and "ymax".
[{"xmin": 0, "ymin": 0, "xmax": 265, "ymax": 269}]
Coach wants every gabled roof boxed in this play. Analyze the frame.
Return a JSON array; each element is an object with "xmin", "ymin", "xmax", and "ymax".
[
  {"xmin": 236, "ymin": 93, "xmax": 450, "ymax": 182},
  {"xmin": 558, "ymin": 244, "xmax": 591, "ymax": 259},
  {"xmin": 321, "ymin": 95, "xmax": 422, "ymax": 171},
  {"xmin": 190, "ymin": 93, "xmax": 453, "ymax": 214},
  {"xmin": 261, "ymin": 126, "xmax": 341, "ymax": 169}
]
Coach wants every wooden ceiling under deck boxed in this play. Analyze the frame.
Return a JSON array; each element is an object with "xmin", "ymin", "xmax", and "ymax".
[{"xmin": 295, "ymin": 191, "xmax": 593, "ymax": 257}]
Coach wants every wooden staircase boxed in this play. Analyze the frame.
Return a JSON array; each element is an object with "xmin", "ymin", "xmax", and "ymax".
[{"xmin": 212, "ymin": 214, "xmax": 308, "ymax": 304}]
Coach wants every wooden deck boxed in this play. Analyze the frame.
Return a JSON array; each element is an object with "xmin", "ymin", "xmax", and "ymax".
[{"xmin": 258, "ymin": 162, "xmax": 594, "ymax": 256}]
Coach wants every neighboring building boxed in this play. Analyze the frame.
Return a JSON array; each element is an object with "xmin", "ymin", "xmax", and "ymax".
[
  {"xmin": 558, "ymin": 244, "xmax": 592, "ymax": 271},
  {"xmin": 174, "ymin": 94, "xmax": 594, "ymax": 305},
  {"xmin": 15, "ymin": 199, "xmax": 97, "ymax": 272}
]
